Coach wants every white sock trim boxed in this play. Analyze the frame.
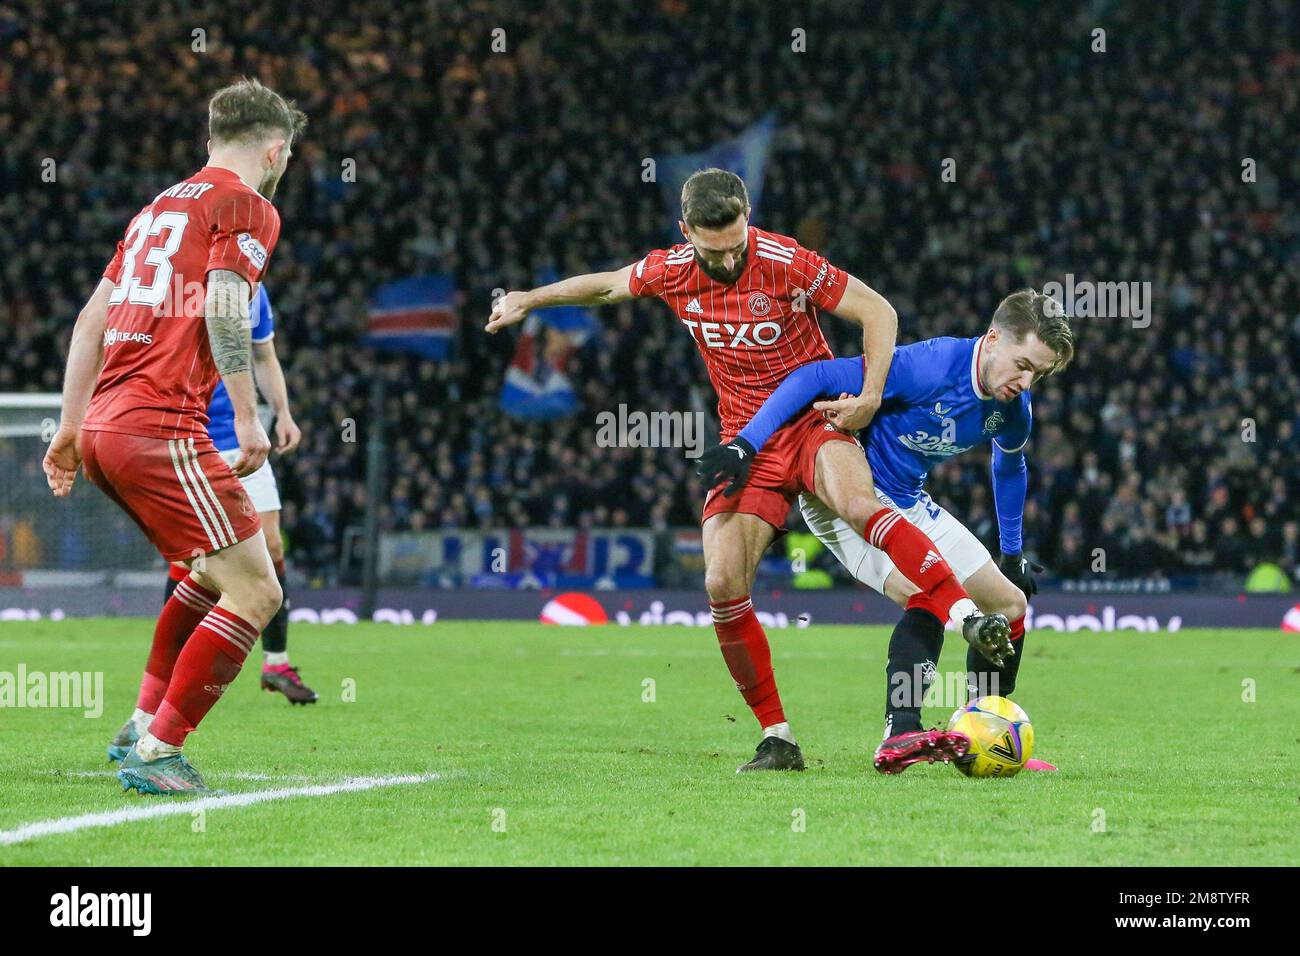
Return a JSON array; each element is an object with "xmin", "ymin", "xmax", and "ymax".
[
  {"xmin": 131, "ymin": 708, "xmax": 154, "ymax": 735},
  {"xmin": 948, "ymin": 597, "xmax": 979, "ymax": 631},
  {"xmin": 762, "ymin": 721, "xmax": 796, "ymax": 745},
  {"xmin": 135, "ymin": 732, "xmax": 182, "ymax": 762}
]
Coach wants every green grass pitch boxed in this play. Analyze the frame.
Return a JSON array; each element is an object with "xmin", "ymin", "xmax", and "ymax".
[{"xmin": 1, "ymin": 619, "xmax": 1297, "ymax": 865}]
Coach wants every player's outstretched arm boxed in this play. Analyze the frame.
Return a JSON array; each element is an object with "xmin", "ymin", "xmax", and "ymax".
[
  {"xmin": 696, "ymin": 357, "xmax": 863, "ymax": 496},
  {"xmin": 486, "ymin": 264, "xmax": 636, "ymax": 333},
  {"xmin": 43, "ymin": 277, "xmax": 115, "ymax": 497},
  {"xmin": 991, "ymin": 440, "xmax": 1040, "ymax": 596},
  {"xmin": 206, "ymin": 269, "xmax": 270, "ymax": 477},
  {"xmin": 740, "ymin": 358, "xmax": 865, "ymax": 451},
  {"xmin": 252, "ymin": 338, "xmax": 300, "ymax": 454},
  {"xmin": 819, "ymin": 275, "xmax": 897, "ymax": 431}
]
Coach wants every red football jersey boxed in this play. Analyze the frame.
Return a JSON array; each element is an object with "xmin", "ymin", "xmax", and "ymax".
[
  {"xmin": 627, "ymin": 226, "xmax": 848, "ymax": 440},
  {"xmin": 82, "ymin": 166, "xmax": 281, "ymax": 439}
]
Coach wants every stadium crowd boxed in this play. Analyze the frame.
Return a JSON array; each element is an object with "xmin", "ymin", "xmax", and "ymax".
[{"xmin": 2, "ymin": 0, "xmax": 1298, "ymax": 587}]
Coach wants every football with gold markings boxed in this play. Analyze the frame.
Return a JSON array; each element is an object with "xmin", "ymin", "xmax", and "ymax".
[{"xmin": 948, "ymin": 696, "xmax": 1034, "ymax": 777}]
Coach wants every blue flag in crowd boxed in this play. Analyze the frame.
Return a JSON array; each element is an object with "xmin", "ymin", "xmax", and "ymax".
[
  {"xmin": 655, "ymin": 113, "xmax": 776, "ymax": 235},
  {"xmin": 366, "ymin": 274, "xmax": 459, "ymax": 359},
  {"xmin": 499, "ymin": 273, "xmax": 598, "ymax": 420}
]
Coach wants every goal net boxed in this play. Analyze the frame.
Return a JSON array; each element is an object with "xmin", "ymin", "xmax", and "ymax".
[{"xmin": 0, "ymin": 394, "xmax": 159, "ymax": 579}]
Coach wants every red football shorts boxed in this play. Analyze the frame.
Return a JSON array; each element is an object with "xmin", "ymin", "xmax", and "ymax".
[
  {"xmin": 701, "ymin": 407, "xmax": 862, "ymax": 530},
  {"xmin": 80, "ymin": 430, "xmax": 262, "ymax": 562}
]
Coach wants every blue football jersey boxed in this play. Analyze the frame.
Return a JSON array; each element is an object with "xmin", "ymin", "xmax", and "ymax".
[
  {"xmin": 207, "ymin": 285, "xmax": 275, "ymax": 451},
  {"xmin": 738, "ymin": 336, "xmax": 1032, "ymax": 509},
  {"xmin": 867, "ymin": 336, "xmax": 1030, "ymax": 508}
]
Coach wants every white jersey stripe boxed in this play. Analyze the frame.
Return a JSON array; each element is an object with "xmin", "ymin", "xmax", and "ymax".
[
  {"xmin": 187, "ymin": 438, "xmax": 238, "ymax": 544},
  {"xmin": 168, "ymin": 439, "xmax": 222, "ymax": 551},
  {"xmin": 176, "ymin": 439, "xmax": 231, "ymax": 549},
  {"xmin": 754, "ymin": 236, "xmax": 795, "ymax": 253}
]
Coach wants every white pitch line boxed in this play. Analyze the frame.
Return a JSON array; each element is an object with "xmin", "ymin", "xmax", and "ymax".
[{"xmin": 0, "ymin": 773, "xmax": 439, "ymax": 846}]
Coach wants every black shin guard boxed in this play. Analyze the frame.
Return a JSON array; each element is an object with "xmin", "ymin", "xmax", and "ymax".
[
  {"xmin": 261, "ymin": 570, "xmax": 290, "ymax": 654},
  {"xmin": 884, "ymin": 608, "xmax": 946, "ymax": 737},
  {"xmin": 966, "ymin": 630, "xmax": 1024, "ymax": 699}
]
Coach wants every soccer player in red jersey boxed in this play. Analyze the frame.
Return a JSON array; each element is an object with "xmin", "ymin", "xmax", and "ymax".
[
  {"xmin": 42, "ymin": 79, "xmax": 307, "ymax": 795},
  {"xmin": 488, "ymin": 169, "xmax": 1011, "ymax": 772}
]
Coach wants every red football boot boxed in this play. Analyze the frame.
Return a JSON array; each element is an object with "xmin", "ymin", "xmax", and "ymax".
[
  {"xmin": 261, "ymin": 663, "xmax": 319, "ymax": 704},
  {"xmin": 873, "ymin": 729, "xmax": 970, "ymax": 774}
]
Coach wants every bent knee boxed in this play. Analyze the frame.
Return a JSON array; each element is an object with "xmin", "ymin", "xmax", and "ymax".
[
  {"xmin": 261, "ymin": 575, "xmax": 284, "ymax": 614},
  {"xmin": 843, "ymin": 494, "xmax": 884, "ymax": 531},
  {"xmin": 997, "ymin": 588, "xmax": 1027, "ymax": 621},
  {"xmin": 704, "ymin": 568, "xmax": 749, "ymax": 603},
  {"xmin": 241, "ymin": 574, "xmax": 283, "ymax": 623}
]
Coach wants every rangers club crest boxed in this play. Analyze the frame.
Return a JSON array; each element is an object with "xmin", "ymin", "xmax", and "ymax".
[
  {"xmin": 983, "ymin": 411, "xmax": 1005, "ymax": 434},
  {"xmin": 747, "ymin": 292, "xmax": 772, "ymax": 317}
]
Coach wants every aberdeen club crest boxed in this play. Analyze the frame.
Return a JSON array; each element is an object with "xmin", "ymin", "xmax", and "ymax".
[{"xmin": 747, "ymin": 292, "xmax": 772, "ymax": 317}]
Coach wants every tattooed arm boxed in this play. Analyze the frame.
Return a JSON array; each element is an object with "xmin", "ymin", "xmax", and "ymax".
[{"xmin": 206, "ymin": 269, "xmax": 271, "ymax": 477}]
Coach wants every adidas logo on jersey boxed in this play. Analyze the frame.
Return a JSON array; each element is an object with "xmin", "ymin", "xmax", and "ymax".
[
  {"xmin": 918, "ymin": 549, "xmax": 943, "ymax": 574},
  {"xmin": 684, "ymin": 298, "xmax": 704, "ymax": 315}
]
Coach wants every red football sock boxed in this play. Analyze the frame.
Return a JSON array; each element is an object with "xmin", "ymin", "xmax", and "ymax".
[
  {"xmin": 1009, "ymin": 615, "xmax": 1026, "ymax": 641},
  {"xmin": 711, "ymin": 596, "xmax": 785, "ymax": 728},
  {"xmin": 167, "ymin": 563, "xmax": 188, "ymax": 583},
  {"xmin": 864, "ymin": 509, "xmax": 969, "ymax": 621},
  {"xmin": 135, "ymin": 574, "xmax": 219, "ymax": 714},
  {"xmin": 150, "ymin": 605, "xmax": 259, "ymax": 747}
]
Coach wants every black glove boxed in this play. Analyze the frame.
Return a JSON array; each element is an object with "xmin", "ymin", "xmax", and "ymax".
[
  {"xmin": 695, "ymin": 436, "xmax": 756, "ymax": 497},
  {"xmin": 999, "ymin": 552, "xmax": 1042, "ymax": 600}
]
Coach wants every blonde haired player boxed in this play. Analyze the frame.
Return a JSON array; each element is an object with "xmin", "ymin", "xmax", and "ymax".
[
  {"xmin": 43, "ymin": 78, "xmax": 306, "ymax": 794},
  {"xmin": 489, "ymin": 169, "xmax": 1012, "ymax": 773},
  {"xmin": 698, "ymin": 290, "xmax": 1073, "ymax": 772}
]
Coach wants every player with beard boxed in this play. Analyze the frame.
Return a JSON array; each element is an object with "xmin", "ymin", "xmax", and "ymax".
[
  {"xmin": 43, "ymin": 78, "xmax": 306, "ymax": 794},
  {"xmin": 697, "ymin": 290, "xmax": 1074, "ymax": 772},
  {"xmin": 487, "ymin": 169, "xmax": 1011, "ymax": 772}
]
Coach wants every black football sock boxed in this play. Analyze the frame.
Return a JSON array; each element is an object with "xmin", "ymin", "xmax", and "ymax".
[
  {"xmin": 261, "ymin": 568, "xmax": 289, "ymax": 655},
  {"xmin": 966, "ymin": 630, "xmax": 1024, "ymax": 699},
  {"xmin": 883, "ymin": 607, "xmax": 945, "ymax": 738},
  {"xmin": 163, "ymin": 573, "xmax": 180, "ymax": 607}
]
